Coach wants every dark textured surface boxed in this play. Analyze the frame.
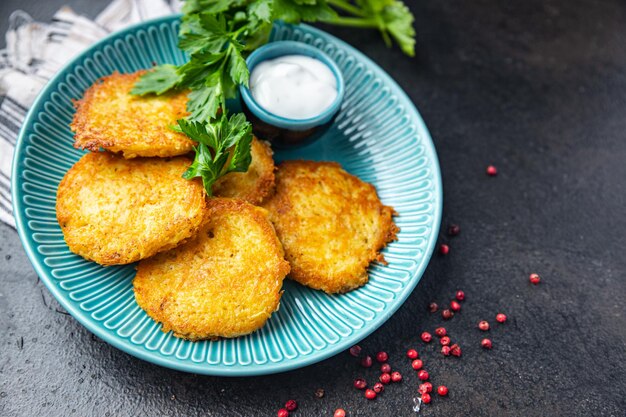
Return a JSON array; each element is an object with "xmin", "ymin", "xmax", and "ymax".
[{"xmin": 1, "ymin": 1, "xmax": 626, "ymax": 416}]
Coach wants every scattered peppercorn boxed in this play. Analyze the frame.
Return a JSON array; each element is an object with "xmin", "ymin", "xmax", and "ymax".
[
  {"xmin": 411, "ymin": 359, "xmax": 423, "ymax": 370},
  {"xmin": 437, "ymin": 385, "xmax": 448, "ymax": 396},
  {"xmin": 379, "ymin": 373, "xmax": 391, "ymax": 385},
  {"xmin": 450, "ymin": 344, "xmax": 462, "ymax": 357},
  {"xmin": 448, "ymin": 224, "xmax": 460, "ymax": 236},
  {"xmin": 380, "ymin": 363, "xmax": 391, "ymax": 373},
  {"xmin": 365, "ymin": 389, "xmax": 377, "ymax": 400},
  {"xmin": 421, "ymin": 332, "xmax": 432, "ymax": 343},
  {"xmin": 277, "ymin": 408, "xmax": 289, "ymax": 417},
  {"xmin": 481, "ymin": 338, "xmax": 493, "ymax": 349},
  {"xmin": 439, "ymin": 244, "xmax": 450, "ymax": 255},
  {"xmin": 529, "ymin": 273, "xmax": 541, "ymax": 285},
  {"xmin": 421, "ymin": 393, "xmax": 432, "ymax": 404},
  {"xmin": 441, "ymin": 346, "xmax": 451, "ymax": 356},
  {"xmin": 349, "ymin": 345, "xmax": 362, "ymax": 357},
  {"xmin": 418, "ymin": 370, "xmax": 430, "ymax": 381},
  {"xmin": 450, "ymin": 300, "xmax": 461, "ymax": 312},
  {"xmin": 375, "ymin": 351, "xmax": 389, "ymax": 363},
  {"xmin": 440, "ymin": 336, "xmax": 451, "ymax": 346},
  {"xmin": 478, "ymin": 320, "xmax": 490, "ymax": 331},
  {"xmin": 334, "ymin": 409, "xmax": 346, "ymax": 417},
  {"xmin": 418, "ymin": 382, "xmax": 433, "ymax": 394},
  {"xmin": 442, "ymin": 309, "xmax": 454, "ymax": 320},
  {"xmin": 455, "ymin": 290, "xmax": 465, "ymax": 301},
  {"xmin": 486, "ymin": 165, "xmax": 498, "ymax": 176},
  {"xmin": 285, "ymin": 400, "xmax": 297, "ymax": 411},
  {"xmin": 496, "ymin": 313, "xmax": 507, "ymax": 323},
  {"xmin": 353, "ymin": 378, "xmax": 367, "ymax": 390},
  {"xmin": 406, "ymin": 349, "xmax": 418, "ymax": 359},
  {"xmin": 372, "ymin": 382, "xmax": 384, "ymax": 394},
  {"xmin": 391, "ymin": 371, "xmax": 402, "ymax": 383},
  {"xmin": 360, "ymin": 355, "xmax": 373, "ymax": 368},
  {"xmin": 315, "ymin": 388, "xmax": 325, "ymax": 398},
  {"xmin": 435, "ymin": 327, "xmax": 447, "ymax": 337},
  {"xmin": 428, "ymin": 302, "xmax": 439, "ymax": 313}
]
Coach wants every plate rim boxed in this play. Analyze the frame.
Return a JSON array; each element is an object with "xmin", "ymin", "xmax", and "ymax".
[{"xmin": 11, "ymin": 15, "xmax": 443, "ymax": 376}]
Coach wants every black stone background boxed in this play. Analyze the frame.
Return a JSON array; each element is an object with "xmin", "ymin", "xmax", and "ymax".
[{"xmin": 1, "ymin": 1, "xmax": 625, "ymax": 416}]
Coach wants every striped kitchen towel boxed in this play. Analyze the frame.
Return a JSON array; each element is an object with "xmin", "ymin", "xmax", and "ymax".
[{"xmin": 0, "ymin": 0, "xmax": 181, "ymax": 228}]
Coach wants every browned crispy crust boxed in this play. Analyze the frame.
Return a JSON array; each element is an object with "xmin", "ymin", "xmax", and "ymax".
[
  {"xmin": 262, "ymin": 161, "xmax": 398, "ymax": 294},
  {"xmin": 56, "ymin": 153, "xmax": 206, "ymax": 265},
  {"xmin": 71, "ymin": 71, "xmax": 193, "ymax": 158},
  {"xmin": 212, "ymin": 138, "xmax": 276, "ymax": 204},
  {"xmin": 133, "ymin": 198, "xmax": 290, "ymax": 340}
]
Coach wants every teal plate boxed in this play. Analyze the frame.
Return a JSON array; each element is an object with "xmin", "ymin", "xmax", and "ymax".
[{"xmin": 12, "ymin": 16, "xmax": 442, "ymax": 376}]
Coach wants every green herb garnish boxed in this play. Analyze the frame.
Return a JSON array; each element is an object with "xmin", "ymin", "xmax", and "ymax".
[
  {"xmin": 131, "ymin": 0, "xmax": 416, "ymax": 194},
  {"xmin": 178, "ymin": 113, "xmax": 253, "ymax": 194}
]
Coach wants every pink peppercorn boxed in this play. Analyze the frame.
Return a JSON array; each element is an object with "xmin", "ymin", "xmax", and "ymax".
[
  {"xmin": 455, "ymin": 290, "xmax": 465, "ymax": 301},
  {"xmin": 486, "ymin": 165, "xmax": 498, "ymax": 176},
  {"xmin": 442, "ymin": 309, "xmax": 454, "ymax": 320},
  {"xmin": 418, "ymin": 382, "xmax": 432, "ymax": 394},
  {"xmin": 379, "ymin": 373, "xmax": 391, "ymax": 385},
  {"xmin": 348, "ymin": 345, "xmax": 362, "ymax": 357},
  {"xmin": 277, "ymin": 409, "xmax": 289, "ymax": 417},
  {"xmin": 421, "ymin": 332, "xmax": 432, "ymax": 343},
  {"xmin": 411, "ymin": 359, "xmax": 423, "ymax": 370},
  {"xmin": 376, "ymin": 351, "xmax": 388, "ymax": 363},
  {"xmin": 285, "ymin": 400, "xmax": 297, "ymax": 411},
  {"xmin": 406, "ymin": 349, "xmax": 418, "ymax": 359},
  {"xmin": 365, "ymin": 389, "xmax": 377, "ymax": 400},
  {"xmin": 450, "ymin": 344, "xmax": 461, "ymax": 356},
  {"xmin": 360, "ymin": 355, "xmax": 373, "ymax": 368},
  {"xmin": 418, "ymin": 370, "xmax": 429, "ymax": 381},
  {"xmin": 441, "ymin": 346, "xmax": 451, "ymax": 356},
  {"xmin": 353, "ymin": 378, "xmax": 367, "ymax": 390},
  {"xmin": 450, "ymin": 300, "xmax": 461, "ymax": 312},
  {"xmin": 380, "ymin": 363, "xmax": 391, "ymax": 373},
  {"xmin": 437, "ymin": 385, "xmax": 448, "ymax": 396},
  {"xmin": 439, "ymin": 244, "xmax": 450, "ymax": 255},
  {"xmin": 334, "ymin": 409, "xmax": 346, "ymax": 417},
  {"xmin": 435, "ymin": 327, "xmax": 447, "ymax": 337},
  {"xmin": 440, "ymin": 336, "xmax": 450, "ymax": 346},
  {"xmin": 448, "ymin": 224, "xmax": 460, "ymax": 236},
  {"xmin": 481, "ymin": 338, "xmax": 493, "ymax": 349},
  {"xmin": 478, "ymin": 320, "xmax": 490, "ymax": 331},
  {"xmin": 428, "ymin": 302, "xmax": 439, "ymax": 313},
  {"xmin": 421, "ymin": 393, "xmax": 432, "ymax": 404},
  {"xmin": 496, "ymin": 313, "xmax": 507, "ymax": 323},
  {"xmin": 372, "ymin": 382, "xmax": 384, "ymax": 394},
  {"xmin": 529, "ymin": 273, "xmax": 541, "ymax": 285},
  {"xmin": 391, "ymin": 371, "xmax": 402, "ymax": 383}
]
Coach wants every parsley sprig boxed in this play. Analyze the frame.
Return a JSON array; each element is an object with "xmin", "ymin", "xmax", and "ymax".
[
  {"xmin": 131, "ymin": 0, "xmax": 415, "ymax": 194},
  {"xmin": 178, "ymin": 113, "xmax": 253, "ymax": 193}
]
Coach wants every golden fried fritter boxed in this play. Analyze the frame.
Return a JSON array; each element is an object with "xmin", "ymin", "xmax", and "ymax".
[
  {"xmin": 56, "ymin": 153, "xmax": 206, "ymax": 265},
  {"xmin": 133, "ymin": 198, "xmax": 290, "ymax": 340},
  {"xmin": 262, "ymin": 161, "xmax": 398, "ymax": 294},
  {"xmin": 212, "ymin": 138, "xmax": 275, "ymax": 204},
  {"xmin": 71, "ymin": 71, "xmax": 193, "ymax": 158}
]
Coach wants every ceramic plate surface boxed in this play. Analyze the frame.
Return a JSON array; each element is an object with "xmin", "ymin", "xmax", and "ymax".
[{"xmin": 12, "ymin": 16, "xmax": 442, "ymax": 376}]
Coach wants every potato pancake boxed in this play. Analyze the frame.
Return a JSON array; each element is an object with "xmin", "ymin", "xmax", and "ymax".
[
  {"xmin": 71, "ymin": 71, "xmax": 193, "ymax": 158},
  {"xmin": 262, "ymin": 161, "xmax": 398, "ymax": 294},
  {"xmin": 56, "ymin": 153, "xmax": 206, "ymax": 265},
  {"xmin": 212, "ymin": 138, "xmax": 275, "ymax": 204},
  {"xmin": 134, "ymin": 198, "xmax": 290, "ymax": 340}
]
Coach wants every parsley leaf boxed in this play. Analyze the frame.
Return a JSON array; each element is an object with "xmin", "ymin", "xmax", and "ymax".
[
  {"xmin": 178, "ymin": 113, "xmax": 253, "ymax": 195},
  {"xmin": 130, "ymin": 64, "xmax": 181, "ymax": 95}
]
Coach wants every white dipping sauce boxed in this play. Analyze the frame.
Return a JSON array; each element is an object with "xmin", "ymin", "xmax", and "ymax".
[{"xmin": 249, "ymin": 55, "xmax": 338, "ymax": 120}]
